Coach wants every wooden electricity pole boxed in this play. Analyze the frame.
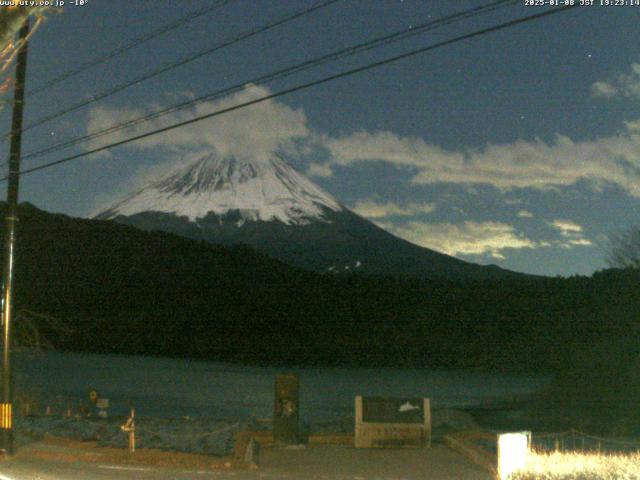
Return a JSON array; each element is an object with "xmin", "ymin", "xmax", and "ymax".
[{"xmin": 1, "ymin": 17, "xmax": 29, "ymax": 455}]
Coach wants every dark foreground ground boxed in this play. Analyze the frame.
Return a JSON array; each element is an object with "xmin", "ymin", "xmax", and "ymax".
[{"xmin": 0, "ymin": 437, "xmax": 491, "ymax": 480}]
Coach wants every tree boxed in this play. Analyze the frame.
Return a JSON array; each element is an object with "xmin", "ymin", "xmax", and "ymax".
[
  {"xmin": 13, "ymin": 309, "xmax": 72, "ymax": 351},
  {"xmin": 0, "ymin": 6, "xmax": 49, "ymax": 105},
  {"xmin": 606, "ymin": 226, "xmax": 640, "ymax": 269},
  {"xmin": 0, "ymin": 6, "xmax": 47, "ymax": 46}
]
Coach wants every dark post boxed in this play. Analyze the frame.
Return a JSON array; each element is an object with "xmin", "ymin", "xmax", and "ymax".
[
  {"xmin": 1, "ymin": 17, "xmax": 30, "ymax": 455},
  {"xmin": 274, "ymin": 373, "xmax": 299, "ymax": 445}
]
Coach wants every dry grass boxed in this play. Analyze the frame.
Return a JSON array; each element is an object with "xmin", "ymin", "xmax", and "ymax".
[{"xmin": 510, "ymin": 450, "xmax": 640, "ymax": 479}]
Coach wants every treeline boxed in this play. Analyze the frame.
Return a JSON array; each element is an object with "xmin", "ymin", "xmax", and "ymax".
[{"xmin": 3, "ymin": 203, "xmax": 640, "ymax": 377}]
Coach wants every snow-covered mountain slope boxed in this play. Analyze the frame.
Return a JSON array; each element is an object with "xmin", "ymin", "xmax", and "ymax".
[
  {"xmin": 95, "ymin": 153, "xmax": 342, "ymax": 225},
  {"xmin": 94, "ymin": 152, "xmax": 525, "ymax": 280}
]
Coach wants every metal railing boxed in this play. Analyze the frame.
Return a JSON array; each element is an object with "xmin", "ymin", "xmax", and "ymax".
[{"xmin": 531, "ymin": 429, "xmax": 640, "ymax": 455}]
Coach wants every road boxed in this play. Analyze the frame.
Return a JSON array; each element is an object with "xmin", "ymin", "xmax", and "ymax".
[{"xmin": 0, "ymin": 444, "xmax": 492, "ymax": 480}]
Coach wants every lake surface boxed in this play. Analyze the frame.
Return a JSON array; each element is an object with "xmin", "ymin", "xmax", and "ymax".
[{"xmin": 13, "ymin": 350, "xmax": 549, "ymax": 423}]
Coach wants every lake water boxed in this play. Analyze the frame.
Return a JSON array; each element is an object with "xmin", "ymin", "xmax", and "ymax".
[{"xmin": 13, "ymin": 350, "xmax": 549, "ymax": 424}]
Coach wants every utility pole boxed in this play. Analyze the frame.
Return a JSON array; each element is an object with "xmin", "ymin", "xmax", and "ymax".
[{"xmin": 1, "ymin": 17, "xmax": 29, "ymax": 455}]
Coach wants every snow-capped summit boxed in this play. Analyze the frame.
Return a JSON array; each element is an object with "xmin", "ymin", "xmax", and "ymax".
[
  {"xmin": 94, "ymin": 153, "xmax": 342, "ymax": 225},
  {"xmin": 94, "ymin": 151, "xmax": 522, "ymax": 281}
]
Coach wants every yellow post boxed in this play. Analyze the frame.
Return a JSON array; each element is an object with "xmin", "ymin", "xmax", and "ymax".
[
  {"xmin": 130, "ymin": 408, "xmax": 135, "ymax": 453},
  {"xmin": 121, "ymin": 408, "xmax": 135, "ymax": 453}
]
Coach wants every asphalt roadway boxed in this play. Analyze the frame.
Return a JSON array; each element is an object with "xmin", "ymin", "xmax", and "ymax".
[{"xmin": 0, "ymin": 443, "xmax": 492, "ymax": 480}]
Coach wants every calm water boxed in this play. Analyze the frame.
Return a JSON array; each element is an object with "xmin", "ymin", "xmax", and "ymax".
[{"xmin": 14, "ymin": 349, "xmax": 549, "ymax": 423}]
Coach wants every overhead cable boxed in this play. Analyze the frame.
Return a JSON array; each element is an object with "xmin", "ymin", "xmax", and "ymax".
[
  {"xmin": 20, "ymin": 0, "xmax": 518, "ymax": 163},
  {"xmin": 2, "ymin": 0, "xmax": 341, "ymax": 141},
  {"xmin": 27, "ymin": 0, "xmax": 234, "ymax": 96},
  {"xmin": 3, "ymin": 5, "xmax": 578, "ymax": 181}
]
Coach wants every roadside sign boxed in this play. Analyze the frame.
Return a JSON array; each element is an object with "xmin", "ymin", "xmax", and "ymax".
[
  {"xmin": 362, "ymin": 397, "xmax": 425, "ymax": 424},
  {"xmin": 274, "ymin": 373, "xmax": 299, "ymax": 445},
  {"xmin": 355, "ymin": 396, "xmax": 431, "ymax": 448}
]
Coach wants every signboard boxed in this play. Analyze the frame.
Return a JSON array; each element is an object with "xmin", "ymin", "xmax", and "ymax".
[
  {"xmin": 96, "ymin": 397, "xmax": 109, "ymax": 419},
  {"xmin": 274, "ymin": 373, "xmax": 299, "ymax": 445},
  {"xmin": 362, "ymin": 397, "xmax": 425, "ymax": 424},
  {"xmin": 355, "ymin": 396, "xmax": 431, "ymax": 449}
]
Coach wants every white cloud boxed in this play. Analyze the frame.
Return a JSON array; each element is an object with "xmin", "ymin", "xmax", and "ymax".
[
  {"xmin": 517, "ymin": 210, "xmax": 534, "ymax": 218},
  {"xmin": 86, "ymin": 85, "xmax": 312, "ymax": 214},
  {"xmin": 626, "ymin": 119, "xmax": 640, "ymax": 132},
  {"xmin": 590, "ymin": 81, "xmax": 619, "ymax": 99},
  {"xmin": 381, "ymin": 220, "xmax": 540, "ymax": 260},
  {"xmin": 351, "ymin": 199, "xmax": 436, "ymax": 219},
  {"xmin": 306, "ymin": 162, "xmax": 333, "ymax": 178},
  {"xmin": 324, "ymin": 128, "xmax": 640, "ymax": 196},
  {"xmin": 550, "ymin": 219, "xmax": 583, "ymax": 235},
  {"xmin": 372, "ymin": 217, "xmax": 594, "ymax": 261},
  {"xmin": 548, "ymin": 219, "xmax": 593, "ymax": 247},
  {"xmin": 591, "ymin": 63, "xmax": 640, "ymax": 100},
  {"xmin": 325, "ymin": 131, "xmax": 463, "ymax": 172},
  {"xmin": 565, "ymin": 238, "xmax": 592, "ymax": 247},
  {"xmin": 86, "ymin": 84, "xmax": 309, "ymax": 164},
  {"xmin": 88, "ymin": 82, "xmax": 640, "ymax": 203}
]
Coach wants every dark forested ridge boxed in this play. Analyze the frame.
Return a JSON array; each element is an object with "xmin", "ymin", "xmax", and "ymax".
[
  {"xmin": 3, "ymin": 203, "xmax": 640, "ymax": 376},
  {"xmin": 107, "ymin": 207, "xmax": 525, "ymax": 281}
]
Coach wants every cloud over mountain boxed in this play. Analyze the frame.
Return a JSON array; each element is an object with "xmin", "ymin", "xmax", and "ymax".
[
  {"xmin": 87, "ymin": 84, "xmax": 640, "ymax": 201},
  {"xmin": 85, "ymin": 85, "xmax": 614, "ymax": 271},
  {"xmin": 86, "ymin": 85, "xmax": 309, "ymax": 164},
  {"xmin": 548, "ymin": 220, "xmax": 592, "ymax": 248},
  {"xmin": 351, "ymin": 199, "xmax": 436, "ymax": 219},
  {"xmin": 376, "ymin": 220, "xmax": 540, "ymax": 260},
  {"xmin": 319, "ymin": 126, "xmax": 640, "ymax": 196}
]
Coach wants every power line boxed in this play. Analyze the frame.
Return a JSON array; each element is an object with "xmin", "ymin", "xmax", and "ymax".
[
  {"xmin": 21, "ymin": 0, "xmax": 516, "ymax": 161},
  {"xmin": 27, "ymin": 0, "xmax": 234, "ymax": 97},
  {"xmin": 3, "ymin": 5, "xmax": 578, "ymax": 182},
  {"xmin": 20, "ymin": 0, "xmax": 518, "ymax": 163},
  {"xmin": 2, "ymin": 0, "xmax": 341, "ymax": 141}
]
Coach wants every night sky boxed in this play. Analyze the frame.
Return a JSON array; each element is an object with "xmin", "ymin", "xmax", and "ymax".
[{"xmin": 1, "ymin": 0, "xmax": 639, "ymax": 277}]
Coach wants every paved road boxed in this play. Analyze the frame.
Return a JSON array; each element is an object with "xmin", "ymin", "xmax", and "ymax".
[{"xmin": 0, "ymin": 444, "xmax": 492, "ymax": 480}]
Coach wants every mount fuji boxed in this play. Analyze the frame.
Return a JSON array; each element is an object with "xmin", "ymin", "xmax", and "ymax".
[{"xmin": 94, "ymin": 153, "xmax": 520, "ymax": 280}]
